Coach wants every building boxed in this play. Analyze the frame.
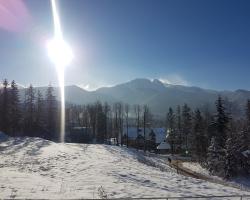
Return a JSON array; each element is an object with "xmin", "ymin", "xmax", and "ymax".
[
  {"xmin": 156, "ymin": 139, "xmax": 171, "ymax": 154},
  {"xmin": 123, "ymin": 127, "xmax": 169, "ymax": 151}
]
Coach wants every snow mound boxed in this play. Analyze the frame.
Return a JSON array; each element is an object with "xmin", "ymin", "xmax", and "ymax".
[{"xmin": 0, "ymin": 137, "xmax": 249, "ymax": 199}]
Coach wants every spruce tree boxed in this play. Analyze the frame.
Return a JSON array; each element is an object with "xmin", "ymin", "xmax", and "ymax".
[
  {"xmin": 245, "ymin": 99, "xmax": 250, "ymax": 144},
  {"xmin": 207, "ymin": 137, "xmax": 225, "ymax": 177},
  {"xmin": 193, "ymin": 109, "xmax": 207, "ymax": 162},
  {"xmin": 35, "ymin": 90, "xmax": 44, "ymax": 136},
  {"xmin": 182, "ymin": 104, "xmax": 192, "ymax": 153},
  {"xmin": 0, "ymin": 79, "xmax": 10, "ymax": 133},
  {"xmin": 224, "ymin": 136, "xmax": 238, "ymax": 179},
  {"xmin": 166, "ymin": 107, "xmax": 175, "ymax": 154},
  {"xmin": 176, "ymin": 105, "xmax": 182, "ymax": 150},
  {"xmin": 24, "ymin": 85, "xmax": 35, "ymax": 136},
  {"xmin": 46, "ymin": 85, "xmax": 57, "ymax": 140},
  {"xmin": 9, "ymin": 80, "xmax": 21, "ymax": 136},
  {"xmin": 215, "ymin": 96, "xmax": 229, "ymax": 148}
]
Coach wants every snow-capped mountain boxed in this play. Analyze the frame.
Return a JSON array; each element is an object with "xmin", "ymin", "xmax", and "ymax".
[{"xmin": 18, "ymin": 78, "xmax": 250, "ymax": 117}]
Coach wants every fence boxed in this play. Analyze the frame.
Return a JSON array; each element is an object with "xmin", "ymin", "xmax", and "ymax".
[{"xmin": 92, "ymin": 195, "xmax": 250, "ymax": 200}]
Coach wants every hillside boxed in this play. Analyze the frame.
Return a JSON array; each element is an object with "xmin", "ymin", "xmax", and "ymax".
[{"xmin": 0, "ymin": 135, "xmax": 249, "ymax": 199}]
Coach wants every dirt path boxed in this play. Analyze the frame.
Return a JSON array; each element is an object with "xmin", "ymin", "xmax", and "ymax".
[{"xmin": 169, "ymin": 159, "xmax": 250, "ymax": 192}]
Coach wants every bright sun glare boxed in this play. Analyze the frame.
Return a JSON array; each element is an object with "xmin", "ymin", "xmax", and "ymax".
[
  {"xmin": 47, "ymin": 0, "xmax": 74, "ymax": 142},
  {"xmin": 47, "ymin": 37, "xmax": 73, "ymax": 68}
]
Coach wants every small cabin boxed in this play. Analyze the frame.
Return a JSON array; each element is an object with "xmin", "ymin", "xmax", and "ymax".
[{"xmin": 156, "ymin": 140, "xmax": 171, "ymax": 154}]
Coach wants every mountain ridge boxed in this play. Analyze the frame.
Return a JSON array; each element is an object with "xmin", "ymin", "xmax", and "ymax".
[{"xmin": 18, "ymin": 78, "xmax": 250, "ymax": 117}]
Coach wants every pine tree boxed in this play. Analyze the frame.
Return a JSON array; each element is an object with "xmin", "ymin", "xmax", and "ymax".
[
  {"xmin": 182, "ymin": 104, "xmax": 192, "ymax": 153},
  {"xmin": 35, "ymin": 90, "xmax": 44, "ymax": 136},
  {"xmin": 176, "ymin": 105, "xmax": 182, "ymax": 151},
  {"xmin": 245, "ymin": 99, "xmax": 250, "ymax": 144},
  {"xmin": 166, "ymin": 107, "xmax": 175, "ymax": 154},
  {"xmin": 0, "ymin": 79, "xmax": 10, "ymax": 133},
  {"xmin": 46, "ymin": 85, "xmax": 58, "ymax": 140},
  {"xmin": 215, "ymin": 96, "xmax": 229, "ymax": 148},
  {"xmin": 207, "ymin": 137, "xmax": 225, "ymax": 177},
  {"xmin": 224, "ymin": 136, "xmax": 238, "ymax": 179},
  {"xmin": 9, "ymin": 80, "xmax": 21, "ymax": 136},
  {"xmin": 24, "ymin": 85, "xmax": 35, "ymax": 136},
  {"xmin": 193, "ymin": 109, "xmax": 207, "ymax": 162},
  {"xmin": 236, "ymin": 131, "xmax": 250, "ymax": 175}
]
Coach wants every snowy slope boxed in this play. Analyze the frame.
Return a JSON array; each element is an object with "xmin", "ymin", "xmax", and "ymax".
[{"xmin": 0, "ymin": 137, "xmax": 249, "ymax": 199}]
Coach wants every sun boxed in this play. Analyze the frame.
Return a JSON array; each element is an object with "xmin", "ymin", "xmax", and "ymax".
[
  {"xmin": 47, "ymin": 0, "xmax": 73, "ymax": 69},
  {"xmin": 46, "ymin": 37, "xmax": 73, "ymax": 68}
]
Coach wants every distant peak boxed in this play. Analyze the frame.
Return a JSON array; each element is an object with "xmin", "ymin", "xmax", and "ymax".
[
  {"xmin": 130, "ymin": 78, "xmax": 151, "ymax": 83},
  {"xmin": 152, "ymin": 79, "xmax": 163, "ymax": 84}
]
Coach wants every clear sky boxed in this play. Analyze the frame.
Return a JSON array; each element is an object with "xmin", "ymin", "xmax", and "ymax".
[{"xmin": 0, "ymin": 0, "xmax": 250, "ymax": 91}]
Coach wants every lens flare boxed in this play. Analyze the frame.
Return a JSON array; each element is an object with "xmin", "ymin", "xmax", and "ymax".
[{"xmin": 47, "ymin": 0, "xmax": 73, "ymax": 142}]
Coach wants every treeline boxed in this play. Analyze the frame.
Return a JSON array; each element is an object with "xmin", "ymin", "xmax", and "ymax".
[
  {"xmin": 0, "ymin": 79, "xmax": 155, "ymax": 146},
  {"xmin": 165, "ymin": 96, "xmax": 250, "ymax": 179},
  {"xmin": 65, "ymin": 102, "xmax": 154, "ymax": 148},
  {"xmin": 0, "ymin": 79, "xmax": 59, "ymax": 140}
]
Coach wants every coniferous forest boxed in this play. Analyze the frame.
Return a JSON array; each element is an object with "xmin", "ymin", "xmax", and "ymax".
[{"xmin": 0, "ymin": 79, "xmax": 250, "ymax": 179}]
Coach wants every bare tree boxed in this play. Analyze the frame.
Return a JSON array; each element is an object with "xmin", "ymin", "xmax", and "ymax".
[
  {"xmin": 124, "ymin": 104, "xmax": 130, "ymax": 147},
  {"xmin": 143, "ymin": 105, "xmax": 152, "ymax": 152},
  {"xmin": 134, "ymin": 104, "xmax": 141, "ymax": 149}
]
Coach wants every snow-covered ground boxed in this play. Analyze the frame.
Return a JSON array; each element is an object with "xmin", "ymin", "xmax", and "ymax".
[{"xmin": 0, "ymin": 136, "xmax": 250, "ymax": 199}]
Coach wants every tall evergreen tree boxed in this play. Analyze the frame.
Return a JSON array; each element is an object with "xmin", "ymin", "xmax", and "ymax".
[
  {"xmin": 0, "ymin": 79, "xmax": 10, "ymax": 133},
  {"xmin": 24, "ymin": 85, "xmax": 35, "ymax": 136},
  {"xmin": 166, "ymin": 107, "xmax": 175, "ymax": 154},
  {"xmin": 9, "ymin": 80, "xmax": 21, "ymax": 136},
  {"xmin": 192, "ymin": 109, "xmax": 207, "ymax": 162},
  {"xmin": 224, "ymin": 135, "xmax": 239, "ymax": 179},
  {"xmin": 207, "ymin": 137, "xmax": 225, "ymax": 177},
  {"xmin": 215, "ymin": 96, "xmax": 229, "ymax": 148},
  {"xmin": 176, "ymin": 105, "xmax": 182, "ymax": 150},
  {"xmin": 46, "ymin": 85, "xmax": 58, "ymax": 140},
  {"xmin": 245, "ymin": 100, "xmax": 250, "ymax": 144},
  {"xmin": 35, "ymin": 90, "xmax": 44, "ymax": 136},
  {"xmin": 182, "ymin": 104, "xmax": 192, "ymax": 153}
]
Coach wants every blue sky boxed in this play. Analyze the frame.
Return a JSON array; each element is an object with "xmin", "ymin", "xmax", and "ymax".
[{"xmin": 0, "ymin": 0, "xmax": 250, "ymax": 90}]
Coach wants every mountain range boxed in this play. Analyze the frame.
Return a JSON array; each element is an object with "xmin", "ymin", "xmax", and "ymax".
[{"xmin": 19, "ymin": 78, "xmax": 250, "ymax": 117}]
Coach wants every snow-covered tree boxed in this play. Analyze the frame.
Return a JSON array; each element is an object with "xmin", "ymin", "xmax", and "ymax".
[{"xmin": 207, "ymin": 137, "xmax": 225, "ymax": 177}]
